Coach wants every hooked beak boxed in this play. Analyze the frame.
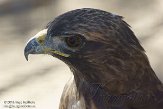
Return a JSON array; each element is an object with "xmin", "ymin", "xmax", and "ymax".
[
  {"xmin": 24, "ymin": 29, "xmax": 47, "ymax": 61},
  {"xmin": 24, "ymin": 29, "xmax": 70, "ymax": 61}
]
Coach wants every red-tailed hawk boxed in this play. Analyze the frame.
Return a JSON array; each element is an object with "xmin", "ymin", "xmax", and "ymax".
[{"xmin": 24, "ymin": 8, "xmax": 163, "ymax": 109}]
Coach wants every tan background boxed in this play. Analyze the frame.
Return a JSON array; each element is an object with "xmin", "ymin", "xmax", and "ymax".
[{"xmin": 0, "ymin": 0, "xmax": 163, "ymax": 109}]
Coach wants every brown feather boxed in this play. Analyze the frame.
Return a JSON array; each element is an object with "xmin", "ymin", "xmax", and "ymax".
[{"xmin": 45, "ymin": 8, "xmax": 163, "ymax": 109}]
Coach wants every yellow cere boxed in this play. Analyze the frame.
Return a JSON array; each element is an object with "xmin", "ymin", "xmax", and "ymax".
[
  {"xmin": 35, "ymin": 29, "xmax": 47, "ymax": 45},
  {"xmin": 35, "ymin": 29, "xmax": 70, "ymax": 57}
]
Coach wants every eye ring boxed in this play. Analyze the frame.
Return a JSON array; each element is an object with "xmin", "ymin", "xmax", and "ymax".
[{"xmin": 65, "ymin": 35, "xmax": 84, "ymax": 48}]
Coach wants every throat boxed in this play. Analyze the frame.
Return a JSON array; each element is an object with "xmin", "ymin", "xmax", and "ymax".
[
  {"xmin": 70, "ymin": 68, "xmax": 158, "ymax": 109},
  {"xmin": 72, "ymin": 66, "xmax": 132, "ymax": 95},
  {"xmin": 68, "ymin": 59, "xmax": 161, "ymax": 108},
  {"xmin": 75, "ymin": 78, "xmax": 154, "ymax": 109}
]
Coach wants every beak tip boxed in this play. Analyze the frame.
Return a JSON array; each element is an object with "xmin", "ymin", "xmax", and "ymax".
[
  {"xmin": 24, "ymin": 38, "xmax": 36, "ymax": 61},
  {"xmin": 24, "ymin": 52, "xmax": 29, "ymax": 61},
  {"xmin": 25, "ymin": 55, "xmax": 29, "ymax": 61}
]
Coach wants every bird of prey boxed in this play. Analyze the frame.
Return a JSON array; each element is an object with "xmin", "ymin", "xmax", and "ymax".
[{"xmin": 24, "ymin": 8, "xmax": 163, "ymax": 109}]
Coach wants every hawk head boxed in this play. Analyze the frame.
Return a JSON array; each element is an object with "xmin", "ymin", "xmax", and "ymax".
[{"xmin": 24, "ymin": 8, "xmax": 161, "ymax": 94}]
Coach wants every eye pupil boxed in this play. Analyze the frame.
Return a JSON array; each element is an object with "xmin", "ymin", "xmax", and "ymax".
[
  {"xmin": 65, "ymin": 36, "xmax": 82, "ymax": 48},
  {"xmin": 68, "ymin": 37, "xmax": 76, "ymax": 45}
]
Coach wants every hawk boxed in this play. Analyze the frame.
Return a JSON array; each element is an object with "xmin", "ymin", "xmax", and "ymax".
[{"xmin": 24, "ymin": 8, "xmax": 163, "ymax": 109}]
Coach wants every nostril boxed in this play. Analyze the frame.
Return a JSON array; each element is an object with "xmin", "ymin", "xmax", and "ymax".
[{"xmin": 38, "ymin": 39, "xmax": 44, "ymax": 44}]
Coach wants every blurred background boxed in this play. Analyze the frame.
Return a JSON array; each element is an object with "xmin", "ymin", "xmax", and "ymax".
[{"xmin": 0, "ymin": 0, "xmax": 163, "ymax": 109}]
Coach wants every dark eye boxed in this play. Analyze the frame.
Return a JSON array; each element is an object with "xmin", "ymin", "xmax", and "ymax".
[{"xmin": 65, "ymin": 35, "xmax": 83, "ymax": 48}]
